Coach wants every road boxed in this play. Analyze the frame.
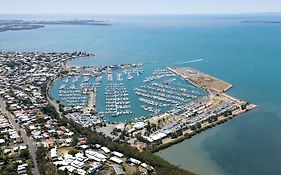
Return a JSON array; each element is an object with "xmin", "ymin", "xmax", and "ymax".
[{"xmin": 0, "ymin": 98, "xmax": 40, "ymax": 175}]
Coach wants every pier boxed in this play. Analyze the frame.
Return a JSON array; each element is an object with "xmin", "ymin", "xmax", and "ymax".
[{"xmin": 85, "ymin": 87, "xmax": 97, "ymax": 113}]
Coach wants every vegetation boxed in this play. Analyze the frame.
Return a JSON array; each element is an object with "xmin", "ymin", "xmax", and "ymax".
[
  {"xmin": 42, "ymin": 104, "xmax": 60, "ymax": 119},
  {"xmin": 68, "ymin": 148, "xmax": 79, "ymax": 155},
  {"xmin": 36, "ymin": 146, "xmax": 67, "ymax": 175},
  {"xmin": 41, "ymin": 83, "xmax": 48, "ymax": 98},
  {"xmin": 57, "ymin": 117, "xmax": 68, "ymax": 127},
  {"xmin": 0, "ymin": 149, "xmax": 31, "ymax": 175},
  {"xmin": 0, "ymin": 152, "xmax": 17, "ymax": 175},
  {"xmin": 19, "ymin": 149, "xmax": 30, "ymax": 160}
]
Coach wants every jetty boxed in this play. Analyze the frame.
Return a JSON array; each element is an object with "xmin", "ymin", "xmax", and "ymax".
[{"xmin": 85, "ymin": 87, "xmax": 97, "ymax": 113}]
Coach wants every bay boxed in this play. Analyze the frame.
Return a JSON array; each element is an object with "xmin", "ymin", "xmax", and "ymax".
[{"xmin": 1, "ymin": 14, "xmax": 281, "ymax": 175}]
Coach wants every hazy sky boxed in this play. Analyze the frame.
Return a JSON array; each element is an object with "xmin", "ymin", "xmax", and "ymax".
[{"xmin": 1, "ymin": 0, "xmax": 280, "ymax": 15}]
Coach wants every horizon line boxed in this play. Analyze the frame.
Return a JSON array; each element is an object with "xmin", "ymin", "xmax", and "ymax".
[{"xmin": 1, "ymin": 11, "xmax": 281, "ymax": 16}]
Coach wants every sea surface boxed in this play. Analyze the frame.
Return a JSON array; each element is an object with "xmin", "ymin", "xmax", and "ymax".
[
  {"xmin": 51, "ymin": 64, "xmax": 205, "ymax": 122},
  {"xmin": 1, "ymin": 14, "xmax": 281, "ymax": 175}
]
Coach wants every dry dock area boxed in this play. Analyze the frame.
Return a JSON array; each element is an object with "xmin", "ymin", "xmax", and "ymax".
[{"xmin": 168, "ymin": 67, "xmax": 232, "ymax": 92}]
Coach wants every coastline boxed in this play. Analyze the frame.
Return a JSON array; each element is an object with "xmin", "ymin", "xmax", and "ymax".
[
  {"xmin": 155, "ymin": 124, "xmax": 230, "ymax": 175},
  {"xmin": 45, "ymin": 57, "xmax": 196, "ymax": 175},
  {"xmin": 150, "ymin": 103, "xmax": 257, "ymax": 153},
  {"xmin": 1, "ymin": 14, "xmax": 281, "ymax": 175},
  {"xmin": 145, "ymin": 67, "xmax": 257, "ymax": 153},
  {"xmin": 48, "ymin": 56, "xmax": 257, "ymax": 155}
]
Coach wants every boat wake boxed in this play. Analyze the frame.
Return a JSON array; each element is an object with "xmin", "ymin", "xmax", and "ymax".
[{"xmin": 171, "ymin": 59, "xmax": 204, "ymax": 65}]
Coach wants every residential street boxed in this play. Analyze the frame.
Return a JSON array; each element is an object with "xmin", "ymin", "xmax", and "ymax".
[{"xmin": 0, "ymin": 98, "xmax": 40, "ymax": 175}]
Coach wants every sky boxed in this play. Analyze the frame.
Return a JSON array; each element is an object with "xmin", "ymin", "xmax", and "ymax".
[{"xmin": 0, "ymin": 0, "xmax": 280, "ymax": 15}]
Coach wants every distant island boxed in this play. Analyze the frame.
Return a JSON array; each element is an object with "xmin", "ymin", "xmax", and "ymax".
[
  {"xmin": 241, "ymin": 20, "xmax": 281, "ymax": 24},
  {"xmin": 0, "ymin": 24, "xmax": 44, "ymax": 32},
  {"xmin": 0, "ymin": 19, "xmax": 111, "ymax": 32}
]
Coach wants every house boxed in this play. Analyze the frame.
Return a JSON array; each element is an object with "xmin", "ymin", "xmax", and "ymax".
[
  {"xmin": 87, "ymin": 162, "xmax": 102, "ymax": 174},
  {"xmin": 85, "ymin": 150, "xmax": 107, "ymax": 162},
  {"xmin": 109, "ymin": 156, "xmax": 123, "ymax": 164},
  {"xmin": 141, "ymin": 163, "xmax": 154, "ymax": 172},
  {"xmin": 51, "ymin": 148, "xmax": 58, "ymax": 161},
  {"xmin": 0, "ymin": 138, "xmax": 5, "ymax": 145},
  {"xmin": 47, "ymin": 139, "xmax": 55, "ymax": 148},
  {"xmin": 101, "ymin": 146, "xmax": 110, "ymax": 154},
  {"xmin": 133, "ymin": 122, "xmax": 146, "ymax": 130},
  {"xmin": 127, "ymin": 158, "xmax": 141, "ymax": 165},
  {"xmin": 111, "ymin": 151, "xmax": 123, "ymax": 158}
]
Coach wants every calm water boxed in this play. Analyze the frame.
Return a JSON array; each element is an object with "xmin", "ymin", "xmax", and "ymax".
[
  {"xmin": 51, "ymin": 64, "xmax": 205, "ymax": 122},
  {"xmin": 1, "ymin": 14, "xmax": 281, "ymax": 175}
]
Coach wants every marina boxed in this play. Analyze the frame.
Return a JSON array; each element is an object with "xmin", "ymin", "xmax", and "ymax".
[
  {"xmin": 51, "ymin": 64, "xmax": 205, "ymax": 122},
  {"xmin": 144, "ymin": 68, "xmax": 176, "ymax": 82},
  {"xmin": 51, "ymin": 62, "xmax": 256, "ymax": 157},
  {"xmin": 2, "ymin": 50, "xmax": 249, "ymax": 175},
  {"xmin": 104, "ymin": 83, "xmax": 132, "ymax": 116},
  {"xmin": 58, "ymin": 88, "xmax": 87, "ymax": 107},
  {"xmin": 0, "ymin": 13, "xmax": 279, "ymax": 175}
]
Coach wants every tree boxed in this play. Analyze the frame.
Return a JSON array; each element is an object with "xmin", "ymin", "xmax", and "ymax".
[
  {"xmin": 36, "ymin": 146, "xmax": 47, "ymax": 161},
  {"xmin": 196, "ymin": 123, "xmax": 202, "ymax": 129},
  {"xmin": 57, "ymin": 118, "xmax": 68, "ymax": 126},
  {"xmin": 19, "ymin": 149, "xmax": 30, "ymax": 160},
  {"xmin": 42, "ymin": 104, "xmax": 59, "ymax": 119},
  {"xmin": 190, "ymin": 125, "xmax": 196, "ymax": 131},
  {"xmin": 90, "ymin": 110, "xmax": 97, "ymax": 115},
  {"xmin": 68, "ymin": 148, "xmax": 79, "ymax": 155},
  {"xmin": 36, "ymin": 146, "xmax": 66, "ymax": 175},
  {"xmin": 146, "ymin": 122, "xmax": 151, "ymax": 133},
  {"xmin": 241, "ymin": 104, "xmax": 247, "ymax": 110}
]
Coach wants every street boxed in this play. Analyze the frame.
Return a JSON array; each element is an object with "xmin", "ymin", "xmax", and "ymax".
[{"xmin": 0, "ymin": 98, "xmax": 40, "ymax": 175}]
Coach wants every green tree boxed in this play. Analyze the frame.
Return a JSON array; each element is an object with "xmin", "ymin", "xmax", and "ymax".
[
  {"xmin": 68, "ymin": 148, "xmax": 79, "ymax": 155},
  {"xmin": 19, "ymin": 149, "xmax": 30, "ymax": 160}
]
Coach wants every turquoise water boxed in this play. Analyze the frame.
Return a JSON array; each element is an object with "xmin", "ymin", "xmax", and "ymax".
[
  {"xmin": 1, "ymin": 14, "xmax": 281, "ymax": 175},
  {"xmin": 51, "ymin": 64, "xmax": 204, "ymax": 122}
]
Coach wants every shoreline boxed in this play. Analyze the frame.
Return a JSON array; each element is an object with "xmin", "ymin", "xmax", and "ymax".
[
  {"xmin": 143, "ymin": 67, "xmax": 257, "ymax": 153},
  {"xmin": 49, "ymin": 61, "xmax": 257, "ymax": 153},
  {"xmin": 46, "ymin": 56, "xmax": 257, "ymax": 172},
  {"xmin": 150, "ymin": 103, "xmax": 257, "ymax": 153},
  {"xmin": 43, "ymin": 54, "xmax": 257, "ymax": 175}
]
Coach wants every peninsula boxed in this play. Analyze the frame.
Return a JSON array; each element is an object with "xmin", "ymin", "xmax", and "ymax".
[{"xmin": 0, "ymin": 19, "xmax": 111, "ymax": 32}]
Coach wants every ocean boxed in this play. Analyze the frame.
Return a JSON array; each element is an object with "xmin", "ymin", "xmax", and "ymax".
[{"xmin": 1, "ymin": 14, "xmax": 281, "ymax": 175}]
